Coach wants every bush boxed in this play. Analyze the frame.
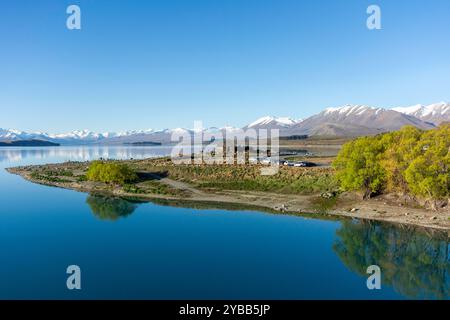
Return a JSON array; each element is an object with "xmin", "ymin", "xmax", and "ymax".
[
  {"xmin": 86, "ymin": 161, "xmax": 138, "ymax": 185},
  {"xmin": 333, "ymin": 124, "xmax": 450, "ymax": 204},
  {"xmin": 333, "ymin": 136, "xmax": 387, "ymax": 199}
]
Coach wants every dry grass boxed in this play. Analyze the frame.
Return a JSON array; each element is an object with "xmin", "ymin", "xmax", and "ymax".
[{"xmin": 134, "ymin": 158, "xmax": 338, "ymax": 194}]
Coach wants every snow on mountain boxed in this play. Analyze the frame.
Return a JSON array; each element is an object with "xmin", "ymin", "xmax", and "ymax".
[
  {"xmin": 49, "ymin": 130, "xmax": 104, "ymax": 140},
  {"xmin": 324, "ymin": 104, "xmax": 382, "ymax": 116},
  {"xmin": 0, "ymin": 128, "xmax": 23, "ymax": 140},
  {"xmin": 0, "ymin": 129, "xmax": 108, "ymax": 144},
  {"xmin": 115, "ymin": 129, "xmax": 154, "ymax": 137},
  {"xmin": 393, "ymin": 102, "xmax": 450, "ymax": 125},
  {"xmin": 286, "ymin": 104, "xmax": 435, "ymax": 137},
  {"xmin": 246, "ymin": 116, "xmax": 299, "ymax": 129},
  {"xmin": 2, "ymin": 102, "xmax": 447, "ymax": 144},
  {"xmin": 0, "ymin": 128, "xmax": 43, "ymax": 141},
  {"xmin": 392, "ymin": 104, "xmax": 424, "ymax": 115}
]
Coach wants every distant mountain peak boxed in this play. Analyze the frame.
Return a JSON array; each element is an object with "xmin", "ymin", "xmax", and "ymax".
[
  {"xmin": 247, "ymin": 116, "xmax": 299, "ymax": 128},
  {"xmin": 392, "ymin": 102, "xmax": 450, "ymax": 125},
  {"xmin": 323, "ymin": 104, "xmax": 380, "ymax": 116},
  {"xmin": 1, "ymin": 101, "xmax": 447, "ymax": 144}
]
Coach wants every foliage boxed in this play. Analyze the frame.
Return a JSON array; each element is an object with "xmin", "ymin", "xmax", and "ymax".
[
  {"xmin": 86, "ymin": 161, "xmax": 138, "ymax": 185},
  {"xmin": 138, "ymin": 180, "xmax": 183, "ymax": 196},
  {"xmin": 380, "ymin": 126, "xmax": 423, "ymax": 193},
  {"xmin": 76, "ymin": 174, "xmax": 87, "ymax": 182},
  {"xmin": 404, "ymin": 125, "xmax": 450, "ymax": 205},
  {"xmin": 122, "ymin": 184, "xmax": 144, "ymax": 194},
  {"xmin": 41, "ymin": 169, "xmax": 74, "ymax": 177},
  {"xmin": 333, "ymin": 125, "xmax": 450, "ymax": 203},
  {"xmin": 30, "ymin": 171, "xmax": 71, "ymax": 183},
  {"xmin": 332, "ymin": 136, "xmax": 387, "ymax": 198}
]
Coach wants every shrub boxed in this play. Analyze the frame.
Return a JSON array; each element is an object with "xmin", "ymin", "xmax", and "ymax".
[
  {"xmin": 333, "ymin": 124, "xmax": 450, "ymax": 204},
  {"xmin": 404, "ymin": 124, "xmax": 450, "ymax": 206},
  {"xmin": 333, "ymin": 136, "xmax": 387, "ymax": 199},
  {"xmin": 86, "ymin": 161, "xmax": 138, "ymax": 185}
]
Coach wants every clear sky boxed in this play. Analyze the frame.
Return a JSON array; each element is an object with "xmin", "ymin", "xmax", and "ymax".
[{"xmin": 1, "ymin": 0, "xmax": 449, "ymax": 132}]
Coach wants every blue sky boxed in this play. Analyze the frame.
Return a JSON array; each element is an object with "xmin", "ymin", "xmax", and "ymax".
[{"xmin": 1, "ymin": 0, "xmax": 449, "ymax": 132}]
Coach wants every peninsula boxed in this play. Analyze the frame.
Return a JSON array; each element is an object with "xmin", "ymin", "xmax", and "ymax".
[{"xmin": 7, "ymin": 156, "xmax": 450, "ymax": 231}]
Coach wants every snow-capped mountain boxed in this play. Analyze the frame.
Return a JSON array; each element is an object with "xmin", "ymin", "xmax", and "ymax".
[
  {"xmin": 0, "ymin": 128, "xmax": 54, "ymax": 142},
  {"xmin": 0, "ymin": 128, "xmax": 27, "ymax": 140},
  {"xmin": 0, "ymin": 129, "xmax": 105, "ymax": 144},
  {"xmin": 245, "ymin": 116, "xmax": 301, "ymax": 130},
  {"xmin": 393, "ymin": 102, "xmax": 450, "ymax": 125},
  {"xmin": 49, "ymin": 130, "xmax": 109, "ymax": 142},
  {"xmin": 0, "ymin": 128, "xmax": 162, "ymax": 145},
  {"xmin": 284, "ymin": 104, "xmax": 435, "ymax": 137},
  {"xmin": 0, "ymin": 127, "xmax": 247, "ymax": 145},
  {"xmin": 1, "ymin": 102, "xmax": 447, "ymax": 144}
]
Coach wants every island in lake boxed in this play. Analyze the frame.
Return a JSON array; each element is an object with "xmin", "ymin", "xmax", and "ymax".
[
  {"xmin": 123, "ymin": 141, "xmax": 162, "ymax": 146},
  {"xmin": 0, "ymin": 139, "xmax": 60, "ymax": 147}
]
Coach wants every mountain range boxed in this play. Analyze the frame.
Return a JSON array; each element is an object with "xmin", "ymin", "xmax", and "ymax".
[
  {"xmin": 1, "ymin": 102, "xmax": 448, "ymax": 145},
  {"xmin": 392, "ymin": 102, "xmax": 450, "ymax": 125}
]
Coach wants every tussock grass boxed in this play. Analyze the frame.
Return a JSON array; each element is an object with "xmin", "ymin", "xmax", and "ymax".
[{"xmin": 135, "ymin": 158, "xmax": 337, "ymax": 195}]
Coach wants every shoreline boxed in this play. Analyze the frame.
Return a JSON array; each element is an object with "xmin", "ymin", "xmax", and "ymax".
[{"xmin": 6, "ymin": 163, "xmax": 450, "ymax": 232}]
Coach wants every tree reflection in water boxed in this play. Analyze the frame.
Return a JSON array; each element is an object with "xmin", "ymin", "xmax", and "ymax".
[
  {"xmin": 86, "ymin": 195, "xmax": 138, "ymax": 221},
  {"xmin": 333, "ymin": 220, "xmax": 449, "ymax": 299}
]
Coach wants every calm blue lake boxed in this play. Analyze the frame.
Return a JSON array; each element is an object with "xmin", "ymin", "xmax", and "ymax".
[{"xmin": 0, "ymin": 146, "xmax": 448, "ymax": 299}]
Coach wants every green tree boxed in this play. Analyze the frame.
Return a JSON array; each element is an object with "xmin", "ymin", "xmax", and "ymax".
[
  {"xmin": 86, "ymin": 160, "xmax": 138, "ymax": 185},
  {"xmin": 404, "ymin": 124, "xmax": 450, "ymax": 208},
  {"xmin": 333, "ymin": 124, "xmax": 450, "ymax": 206},
  {"xmin": 333, "ymin": 136, "xmax": 386, "ymax": 199},
  {"xmin": 380, "ymin": 126, "xmax": 423, "ymax": 194}
]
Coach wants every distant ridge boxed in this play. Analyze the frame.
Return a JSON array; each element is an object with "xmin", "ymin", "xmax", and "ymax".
[
  {"xmin": 282, "ymin": 104, "xmax": 435, "ymax": 137},
  {"xmin": 393, "ymin": 102, "xmax": 450, "ymax": 125},
  {"xmin": 0, "ymin": 102, "xmax": 446, "ymax": 144}
]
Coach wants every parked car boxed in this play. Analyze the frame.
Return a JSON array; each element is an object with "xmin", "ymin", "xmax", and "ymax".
[
  {"xmin": 293, "ymin": 162, "xmax": 306, "ymax": 167},
  {"xmin": 291, "ymin": 161, "xmax": 317, "ymax": 167}
]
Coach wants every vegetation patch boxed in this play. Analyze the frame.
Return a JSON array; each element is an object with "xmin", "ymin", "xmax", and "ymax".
[
  {"xmin": 134, "ymin": 159, "xmax": 338, "ymax": 195},
  {"xmin": 30, "ymin": 171, "xmax": 71, "ymax": 183},
  {"xmin": 86, "ymin": 161, "xmax": 138, "ymax": 185},
  {"xmin": 333, "ymin": 124, "xmax": 450, "ymax": 209},
  {"xmin": 138, "ymin": 180, "xmax": 185, "ymax": 196}
]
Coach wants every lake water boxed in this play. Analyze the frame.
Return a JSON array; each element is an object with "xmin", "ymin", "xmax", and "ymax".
[{"xmin": 0, "ymin": 146, "xmax": 448, "ymax": 299}]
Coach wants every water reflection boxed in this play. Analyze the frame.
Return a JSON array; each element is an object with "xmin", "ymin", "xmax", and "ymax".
[
  {"xmin": 86, "ymin": 195, "xmax": 139, "ymax": 221},
  {"xmin": 84, "ymin": 194, "xmax": 450, "ymax": 299},
  {"xmin": 333, "ymin": 220, "xmax": 450, "ymax": 299},
  {"xmin": 0, "ymin": 146, "xmax": 172, "ymax": 163}
]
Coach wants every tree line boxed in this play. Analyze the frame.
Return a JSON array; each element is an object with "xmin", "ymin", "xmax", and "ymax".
[{"xmin": 333, "ymin": 124, "xmax": 450, "ymax": 208}]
